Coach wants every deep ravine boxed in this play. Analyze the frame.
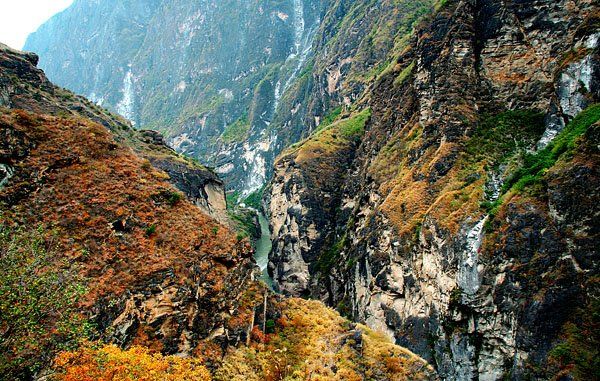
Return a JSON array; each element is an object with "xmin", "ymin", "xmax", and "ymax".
[{"xmin": 254, "ymin": 211, "xmax": 274, "ymax": 289}]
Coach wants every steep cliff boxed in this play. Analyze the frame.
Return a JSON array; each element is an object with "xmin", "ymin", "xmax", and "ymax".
[
  {"xmin": 268, "ymin": 0, "xmax": 599, "ymax": 379},
  {"xmin": 24, "ymin": 0, "xmax": 444, "ymax": 199},
  {"xmin": 24, "ymin": 0, "xmax": 328, "ymax": 195},
  {"xmin": 0, "ymin": 43, "xmax": 434, "ymax": 380}
]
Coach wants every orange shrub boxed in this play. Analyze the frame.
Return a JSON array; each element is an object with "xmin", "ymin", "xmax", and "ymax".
[{"xmin": 53, "ymin": 344, "xmax": 211, "ymax": 381}]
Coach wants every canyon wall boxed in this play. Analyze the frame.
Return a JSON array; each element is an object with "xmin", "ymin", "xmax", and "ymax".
[{"xmin": 267, "ymin": 1, "xmax": 600, "ymax": 379}]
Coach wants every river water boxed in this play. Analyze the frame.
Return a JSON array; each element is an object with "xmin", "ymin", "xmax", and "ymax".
[{"xmin": 254, "ymin": 212, "xmax": 274, "ymax": 288}]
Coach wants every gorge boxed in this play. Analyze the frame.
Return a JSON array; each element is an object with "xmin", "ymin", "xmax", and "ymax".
[{"xmin": 1, "ymin": 0, "xmax": 598, "ymax": 380}]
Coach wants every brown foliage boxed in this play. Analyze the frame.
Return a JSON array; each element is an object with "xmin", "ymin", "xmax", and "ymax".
[{"xmin": 0, "ymin": 109, "xmax": 250, "ymax": 306}]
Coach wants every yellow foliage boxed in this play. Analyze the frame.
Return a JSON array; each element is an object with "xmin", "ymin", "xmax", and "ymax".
[
  {"xmin": 50, "ymin": 299, "xmax": 433, "ymax": 381},
  {"xmin": 53, "ymin": 344, "xmax": 211, "ymax": 381},
  {"xmin": 215, "ymin": 298, "xmax": 434, "ymax": 381}
]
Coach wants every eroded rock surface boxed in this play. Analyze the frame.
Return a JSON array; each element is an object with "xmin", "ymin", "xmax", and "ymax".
[{"xmin": 268, "ymin": 1, "xmax": 600, "ymax": 379}]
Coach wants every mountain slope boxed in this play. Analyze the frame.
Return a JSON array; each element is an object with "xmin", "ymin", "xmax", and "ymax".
[
  {"xmin": 23, "ymin": 0, "xmax": 441, "ymax": 198},
  {"xmin": 0, "ymin": 42, "xmax": 255, "ymax": 378},
  {"xmin": 18, "ymin": 0, "xmax": 600, "ymax": 379},
  {"xmin": 266, "ymin": 0, "xmax": 600, "ymax": 379},
  {"xmin": 24, "ymin": 0, "xmax": 328, "ymax": 195},
  {"xmin": 0, "ymin": 43, "xmax": 434, "ymax": 380}
]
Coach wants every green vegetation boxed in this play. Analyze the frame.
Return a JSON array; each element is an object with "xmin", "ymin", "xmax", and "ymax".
[
  {"xmin": 286, "ymin": 108, "xmax": 372, "ymax": 160},
  {"xmin": 502, "ymin": 104, "xmax": 600, "ymax": 194},
  {"xmin": 152, "ymin": 189, "xmax": 183, "ymax": 206},
  {"xmin": 435, "ymin": 0, "xmax": 450, "ymax": 10},
  {"xmin": 221, "ymin": 115, "xmax": 250, "ymax": 143},
  {"xmin": 228, "ymin": 209, "xmax": 259, "ymax": 241},
  {"xmin": 455, "ymin": 110, "xmax": 545, "ymax": 215},
  {"xmin": 226, "ymin": 191, "xmax": 240, "ymax": 209},
  {"xmin": 226, "ymin": 191, "xmax": 261, "ymax": 241},
  {"xmin": 393, "ymin": 61, "xmax": 415, "ymax": 87},
  {"xmin": 225, "ymin": 189, "xmax": 264, "ymax": 244},
  {"xmin": 334, "ymin": 107, "xmax": 372, "ymax": 139},
  {"xmin": 464, "ymin": 110, "xmax": 546, "ymax": 167},
  {"xmin": 317, "ymin": 232, "xmax": 347, "ymax": 273},
  {"xmin": 0, "ymin": 223, "xmax": 91, "ymax": 379},
  {"xmin": 243, "ymin": 187, "xmax": 264, "ymax": 210},
  {"xmin": 145, "ymin": 224, "xmax": 157, "ymax": 236},
  {"xmin": 548, "ymin": 298, "xmax": 600, "ymax": 380},
  {"xmin": 317, "ymin": 106, "xmax": 343, "ymax": 131}
]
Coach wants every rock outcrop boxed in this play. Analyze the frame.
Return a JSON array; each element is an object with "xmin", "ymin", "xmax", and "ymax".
[
  {"xmin": 0, "ymin": 42, "xmax": 228, "ymax": 223},
  {"xmin": 0, "ymin": 42, "xmax": 255, "ymax": 363},
  {"xmin": 268, "ymin": 1, "xmax": 600, "ymax": 379}
]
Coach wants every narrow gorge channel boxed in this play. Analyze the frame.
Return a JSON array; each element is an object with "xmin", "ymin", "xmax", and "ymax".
[{"xmin": 255, "ymin": 211, "xmax": 274, "ymax": 289}]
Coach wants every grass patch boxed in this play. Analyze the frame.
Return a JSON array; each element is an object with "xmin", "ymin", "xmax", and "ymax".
[
  {"xmin": 316, "ymin": 233, "xmax": 347, "ymax": 273},
  {"xmin": 316, "ymin": 106, "xmax": 343, "ymax": 132},
  {"xmin": 393, "ymin": 61, "xmax": 415, "ymax": 87},
  {"xmin": 464, "ymin": 110, "xmax": 546, "ymax": 167},
  {"xmin": 502, "ymin": 104, "xmax": 600, "ymax": 194},
  {"xmin": 221, "ymin": 115, "xmax": 250, "ymax": 143},
  {"xmin": 286, "ymin": 108, "xmax": 372, "ymax": 164},
  {"xmin": 0, "ymin": 223, "xmax": 91, "ymax": 379},
  {"xmin": 151, "ymin": 189, "xmax": 183, "ymax": 206}
]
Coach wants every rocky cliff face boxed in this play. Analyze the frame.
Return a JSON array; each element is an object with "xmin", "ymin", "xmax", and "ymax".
[
  {"xmin": 24, "ymin": 0, "xmax": 444, "ymax": 199},
  {"xmin": 268, "ymin": 0, "xmax": 599, "ymax": 379},
  {"xmin": 24, "ymin": 0, "xmax": 329, "ymax": 196}
]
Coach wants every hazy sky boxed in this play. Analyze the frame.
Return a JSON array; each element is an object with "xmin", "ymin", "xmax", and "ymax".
[{"xmin": 0, "ymin": 0, "xmax": 74, "ymax": 50}]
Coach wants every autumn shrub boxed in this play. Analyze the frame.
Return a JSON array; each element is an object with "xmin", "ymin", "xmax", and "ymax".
[
  {"xmin": 215, "ymin": 298, "xmax": 433, "ymax": 381},
  {"xmin": 53, "ymin": 344, "xmax": 212, "ymax": 381},
  {"xmin": 0, "ymin": 223, "xmax": 91, "ymax": 380},
  {"xmin": 151, "ymin": 188, "xmax": 183, "ymax": 206}
]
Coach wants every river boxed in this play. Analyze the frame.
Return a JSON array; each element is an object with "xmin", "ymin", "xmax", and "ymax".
[{"xmin": 254, "ymin": 212, "xmax": 274, "ymax": 288}]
